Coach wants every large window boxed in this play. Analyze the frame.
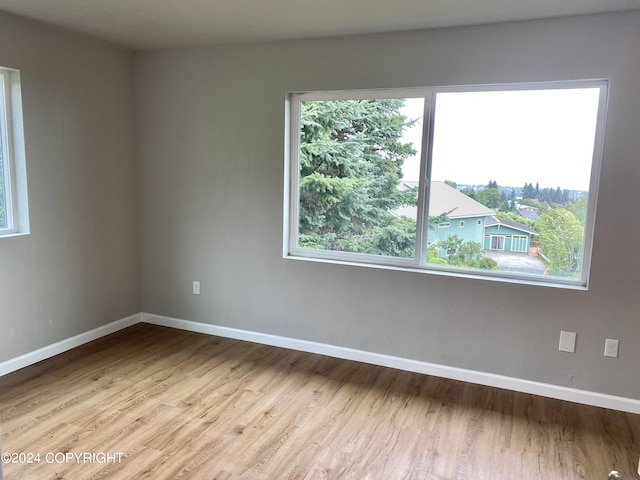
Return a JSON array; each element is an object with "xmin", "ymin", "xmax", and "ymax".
[
  {"xmin": 286, "ymin": 81, "xmax": 608, "ymax": 288},
  {"xmin": 0, "ymin": 66, "xmax": 28, "ymax": 237}
]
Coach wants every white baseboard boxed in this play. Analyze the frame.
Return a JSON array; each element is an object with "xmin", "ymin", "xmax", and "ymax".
[
  {"xmin": 0, "ymin": 313, "xmax": 142, "ymax": 377},
  {"xmin": 3, "ymin": 311, "xmax": 639, "ymax": 415},
  {"xmin": 143, "ymin": 313, "xmax": 640, "ymax": 415}
]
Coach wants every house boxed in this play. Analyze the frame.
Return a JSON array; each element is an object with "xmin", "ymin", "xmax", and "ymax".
[
  {"xmin": 426, "ymin": 181, "xmax": 495, "ymax": 257},
  {"xmin": 483, "ymin": 215, "xmax": 539, "ymax": 253},
  {"xmin": 1, "ymin": 4, "xmax": 639, "ymax": 474},
  {"xmin": 395, "ymin": 182, "xmax": 537, "ymax": 257},
  {"xmin": 517, "ymin": 204, "xmax": 541, "ymax": 220}
]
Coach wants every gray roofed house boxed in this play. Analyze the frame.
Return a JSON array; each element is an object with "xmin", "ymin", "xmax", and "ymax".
[
  {"xmin": 393, "ymin": 181, "xmax": 541, "ymax": 257},
  {"xmin": 393, "ymin": 181, "xmax": 495, "ymax": 254},
  {"xmin": 484, "ymin": 215, "xmax": 538, "ymax": 235},
  {"xmin": 483, "ymin": 215, "xmax": 539, "ymax": 253},
  {"xmin": 428, "ymin": 181, "xmax": 495, "ymax": 219}
]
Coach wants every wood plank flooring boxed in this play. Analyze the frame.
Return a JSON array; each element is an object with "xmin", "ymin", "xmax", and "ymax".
[{"xmin": 0, "ymin": 323, "xmax": 638, "ymax": 479}]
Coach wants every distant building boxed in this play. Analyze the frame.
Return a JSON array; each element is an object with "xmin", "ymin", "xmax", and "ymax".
[{"xmin": 517, "ymin": 204, "xmax": 540, "ymax": 220}]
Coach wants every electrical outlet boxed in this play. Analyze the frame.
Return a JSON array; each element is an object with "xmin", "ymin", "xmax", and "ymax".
[
  {"xmin": 193, "ymin": 281, "xmax": 200, "ymax": 295},
  {"xmin": 604, "ymin": 338, "xmax": 618, "ymax": 358},
  {"xmin": 558, "ymin": 331, "xmax": 576, "ymax": 353}
]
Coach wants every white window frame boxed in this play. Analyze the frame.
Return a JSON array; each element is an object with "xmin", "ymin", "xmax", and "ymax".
[
  {"xmin": 0, "ymin": 66, "xmax": 28, "ymax": 238},
  {"xmin": 285, "ymin": 79, "xmax": 609, "ymax": 289}
]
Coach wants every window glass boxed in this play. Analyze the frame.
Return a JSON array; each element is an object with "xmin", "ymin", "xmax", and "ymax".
[
  {"xmin": 0, "ymin": 66, "xmax": 28, "ymax": 238},
  {"xmin": 297, "ymin": 98, "xmax": 422, "ymax": 259},
  {"xmin": 288, "ymin": 82, "xmax": 607, "ymax": 288},
  {"xmin": 0, "ymin": 73, "xmax": 10, "ymax": 231}
]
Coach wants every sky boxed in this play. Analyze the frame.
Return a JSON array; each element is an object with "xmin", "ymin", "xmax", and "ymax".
[{"xmin": 400, "ymin": 88, "xmax": 601, "ymax": 191}]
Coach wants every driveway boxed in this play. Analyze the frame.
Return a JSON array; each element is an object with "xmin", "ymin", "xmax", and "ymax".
[{"xmin": 483, "ymin": 250, "xmax": 548, "ymax": 275}]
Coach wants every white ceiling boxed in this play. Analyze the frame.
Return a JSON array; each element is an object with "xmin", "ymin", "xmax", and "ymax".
[{"xmin": 0, "ymin": 0, "xmax": 639, "ymax": 51}]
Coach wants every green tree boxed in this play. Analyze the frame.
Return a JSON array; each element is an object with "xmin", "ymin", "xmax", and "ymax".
[
  {"xmin": 372, "ymin": 217, "xmax": 416, "ymax": 257},
  {"xmin": 565, "ymin": 195, "xmax": 588, "ymax": 227},
  {"xmin": 503, "ymin": 188, "xmax": 517, "ymax": 212},
  {"xmin": 522, "ymin": 182, "xmax": 536, "ymax": 199},
  {"xmin": 495, "ymin": 211, "xmax": 536, "ymax": 229},
  {"xmin": 436, "ymin": 235, "xmax": 483, "ymax": 266},
  {"xmin": 535, "ymin": 209, "xmax": 584, "ymax": 278},
  {"xmin": 298, "ymin": 99, "xmax": 417, "ymax": 256},
  {"xmin": 475, "ymin": 187, "xmax": 501, "ymax": 209}
]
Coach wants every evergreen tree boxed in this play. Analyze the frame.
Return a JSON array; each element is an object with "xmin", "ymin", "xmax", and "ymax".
[
  {"xmin": 522, "ymin": 182, "xmax": 535, "ymax": 199},
  {"xmin": 298, "ymin": 99, "xmax": 417, "ymax": 256}
]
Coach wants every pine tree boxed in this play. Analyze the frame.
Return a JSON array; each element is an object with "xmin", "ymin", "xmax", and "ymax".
[{"xmin": 298, "ymin": 99, "xmax": 417, "ymax": 256}]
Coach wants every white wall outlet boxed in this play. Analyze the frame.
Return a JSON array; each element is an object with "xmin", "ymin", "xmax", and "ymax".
[
  {"xmin": 604, "ymin": 338, "xmax": 618, "ymax": 358},
  {"xmin": 192, "ymin": 281, "xmax": 200, "ymax": 295},
  {"xmin": 558, "ymin": 331, "xmax": 576, "ymax": 353}
]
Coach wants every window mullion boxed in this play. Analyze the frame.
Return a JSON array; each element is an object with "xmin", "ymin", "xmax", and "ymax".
[{"xmin": 416, "ymin": 92, "xmax": 436, "ymax": 266}]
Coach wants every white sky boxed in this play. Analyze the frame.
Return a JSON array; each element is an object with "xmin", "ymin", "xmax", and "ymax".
[{"xmin": 400, "ymin": 88, "xmax": 601, "ymax": 191}]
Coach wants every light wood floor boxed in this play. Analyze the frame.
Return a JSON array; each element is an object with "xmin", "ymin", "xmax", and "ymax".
[{"xmin": 0, "ymin": 324, "xmax": 638, "ymax": 480}]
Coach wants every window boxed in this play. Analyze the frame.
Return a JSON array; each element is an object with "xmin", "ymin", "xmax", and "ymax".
[
  {"xmin": 0, "ymin": 66, "xmax": 28, "ymax": 237},
  {"xmin": 490, "ymin": 236, "xmax": 505, "ymax": 251},
  {"xmin": 286, "ymin": 80, "xmax": 607, "ymax": 288}
]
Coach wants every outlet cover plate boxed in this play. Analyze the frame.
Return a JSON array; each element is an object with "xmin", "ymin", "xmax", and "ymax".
[
  {"xmin": 604, "ymin": 338, "xmax": 619, "ymax": 358},
  {"xmin": 559, "ymin": 331, "xmax": 576, "ymax": 353}
]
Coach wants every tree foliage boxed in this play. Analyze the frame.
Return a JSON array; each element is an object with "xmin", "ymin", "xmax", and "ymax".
[
  {"xmin": 535, "ymin": 209, "xmax": 584, "ymax": 277},
  {"xmin": 475, "ymin": 187, "xmax": 503, "ymax": 209},
  {"xmin": 434, "ymin": 235, "xmax": 496, "ymax": 270},
  {"xmin": 298, "ymin": 99, "xmax": 418, "ymax": 256},
  {"xmin": 522, "ymin": 182, "xmax": 572, "ymax": 205},
  {"xmin": 565, "ymin": 195, "xmax": 589, "ymax": 227}
]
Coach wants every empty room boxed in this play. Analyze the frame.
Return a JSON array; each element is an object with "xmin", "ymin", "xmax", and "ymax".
[{"xmin": 0, "ymin": 1, "xmax": 639, "ymax": 478}]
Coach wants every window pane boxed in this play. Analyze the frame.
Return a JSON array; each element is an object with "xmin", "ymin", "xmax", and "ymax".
[
  {"xmin": 297, "ymin": 98, "xmax": 423, "ymax": 258},
  {"xmin": 0, "ymin": 76, "xmax": 7, "ymax": 230},
  {"xmin": 0, "ymin": 133, "xmax": 6, "ymax": 230},
  {"xmin": 426, "ymin": 88, "xmax": 601, "ymax": 280}
]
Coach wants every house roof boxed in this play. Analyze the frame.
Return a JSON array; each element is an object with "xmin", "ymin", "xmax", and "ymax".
[
  {"xmin": 485, "ymin": 215, "xmax": 539, "ymax": 235},
  {"xmin": 428, "ymin": 181, "xmax": 495, "ymax": 219},
  {"xmin": 393, "ymin": 181, "xmax": 495, "ymax": 220}
]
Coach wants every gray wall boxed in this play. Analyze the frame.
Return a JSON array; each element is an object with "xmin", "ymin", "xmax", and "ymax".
[
  {"xmin": 137, "ymin": 12, "xmax": 640, "ymax": 400},
  {"xmin": 0, "ymin": 11, "xmax": 139, "ymax": 362}
]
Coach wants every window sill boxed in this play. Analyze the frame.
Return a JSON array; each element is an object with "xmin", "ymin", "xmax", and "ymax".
[{"xmin": 284, "ymin": 252, "xmax": 588, "ymax": 291}]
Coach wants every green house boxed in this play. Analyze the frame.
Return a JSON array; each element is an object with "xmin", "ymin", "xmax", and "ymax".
[
  {"xmin": 483, "ymin": 215, "xmax": 538, "ymax": 253},
  {"xmin": 426, "ymin": 182, "xmax": 495, "ymax": 257},
  {"xmin": 394, "ymin": 182, "xmax": 538, "ymax": 257}
]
